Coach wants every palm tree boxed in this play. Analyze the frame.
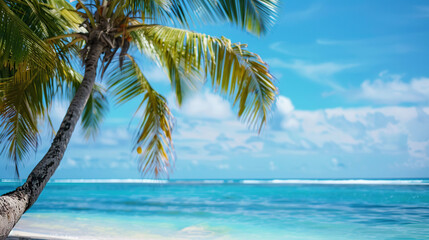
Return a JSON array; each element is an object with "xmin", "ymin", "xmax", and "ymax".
[{"xmin": 0, "ymin": 0, "xmax": 278, "ymax": 237}]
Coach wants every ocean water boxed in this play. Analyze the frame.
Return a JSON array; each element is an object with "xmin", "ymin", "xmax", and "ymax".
[{"xmin": 1, "ymin": 179, "xmax": 429, "ymax": 240}]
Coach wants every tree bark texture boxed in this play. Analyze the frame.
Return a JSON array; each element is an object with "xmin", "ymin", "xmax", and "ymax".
[{"xmin": 0, "ymin": 40, "xmax": 104, "ymax": 239}]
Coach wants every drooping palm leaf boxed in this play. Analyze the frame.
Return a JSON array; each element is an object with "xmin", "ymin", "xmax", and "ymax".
[
  {"xmin": 123, "ymin": 0, "xmax": 278, "ymax": 35},
  {"xmin": 80, "ymin": 84, "xmax": 109, "ymax": 140},
  {"xmin": 1, "ymin": 0, "xmax": 278, "ymax": 179},
  {"xmin": 0, "ymin": 65, "xmax": 53, "ymax": 177},
  {"xmin": 59, "ymin": 67, "xmax": 109, "ymax": 140},
  {"xmin": 131, "ymin": 28, "xmax": 203, "ymax": 105},
  {"xmin": 106, "ymin": 56, "xmax": 174, "ymax": 177},
  {"xmin": 0, "ymin": 0, "xmax": 81, "ymax": 175},
  {"xmin": 131, "ymin": 25, "xmax": 277, "ymax": 131},
  {"xmin": 0, "ymin": 0, "xmax": 54, "ymax": 69}
]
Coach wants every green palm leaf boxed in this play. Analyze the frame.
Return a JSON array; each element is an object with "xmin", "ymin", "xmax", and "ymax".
[
  {"xmin": 60, "ymin": 68, "xmax": 109, "ymax": 140},
  {"xmin": 81, "ymin": 85, "xmax": 109, "ymax": 140},
  {"xmin": 1, "ymin": 0, "xmax": 278, "ymax": 178},
  {"xmin": 124, "ymin": 0, "xmax": 278, "ymax": 35},
  {"xmin": 0, "ymin": 66, "xmax": 52, "ymax": 177},
  {"xmin": 0, "ymin": 0, "xmax": 82, "ymax": 176},
  {"xmin": 0, "ymin": 0, "xmax": 54, "ymax": 69},
  {"xmin": 106, "ymin": 56, "xmax": 174, "ymax": 177},
  {"xmin": 132, "ymin": 25, "xmax": 277, "ymax": 131}
]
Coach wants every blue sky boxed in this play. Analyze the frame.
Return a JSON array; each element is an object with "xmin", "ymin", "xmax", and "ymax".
[{"xmin": 3, "ymin": 0, "xmax": 429, "ymax": 179}]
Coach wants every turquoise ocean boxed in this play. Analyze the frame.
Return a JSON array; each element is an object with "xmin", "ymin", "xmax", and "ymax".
[{"xmin": 1, "ymin": 179, "xmax": 429, "ymax": 240}]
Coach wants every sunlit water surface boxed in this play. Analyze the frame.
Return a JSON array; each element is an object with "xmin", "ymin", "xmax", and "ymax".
[{"xmin": 1, "ymin": 179, "xmax": 429, "ymax": 240}]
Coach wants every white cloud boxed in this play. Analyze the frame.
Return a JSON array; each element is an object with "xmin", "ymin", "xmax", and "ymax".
[
  {"xmin": 274, "ymin": 101, "xmax": 429, "ymax": 166},
  {"xmin": 179, "ymin": 91, "xmax": 234, "ymax": 120},
  {"xmin": 408, "ymin": 140, "xmax": 429, "ymax": 159},
  {"xmin": 293, "ymin": 61, "xmax": 354, "ymax": 79},
  {"xmin": 103, "ymin": 128, "xmax": 130, "ymax": 141},
  {"xmin": 76, "ymin": 128, "xmax": 131, "ymax": 147},
  {"xmin": 50, "ymin": 101, "xmax": 68, "ymax": 124},
  {"xmin": 61, "ymin": 147, "xmax": 135, "ymax": 169},
  {"xmin": 276, "ymin": 95, "xmax": 299, "ymax": 129},
  {"xmin": 171, "ymin": 88, "xmax": 429, "ymax": 169},
  {"xmin": 108, "ymin": 160, "xmax": 132, "ymax": 169},
  {"xmin": 165, "ymin": 89, "xmax": 429, "ymax": 172},
  {"xmin": 282, "ymin": 118, "xmax": 300, "ymax": 129},
  {"xmin": 353, "ymin": 72, "xmax": 429, "ymax": 104},
  {"xmin": 65, "ymin": 158, "xmax": 77, "ymax": 167},
  {"xmin": 174, "ymin": 117, "xmax": 261, "ymax": 162},
  {"xmin": 268, "ymin": 59, "xmax": 356, "ymax": 89},
  {"xmin": 171, "ymin": 96, "xmax": 269, "ymax": 163},
  {"xmin": 47, "ymin": 82, "xmax": 429, "ymax": 177},
  {"xmin": 276, "ymin": 96, "xmax": 294, "ymax": 115},
  {"xmin": 316, "ymin": 35, "xmax": 415, "ymax": 60},
  {"xmin": 316, "ymin": 38, "xmax": 367, "ymax": 46},
  {"xmin": 282, "ymin": 110, "xmax": 361, "ymax": 148},
  {"xmin": 269, "ymin": 59, "xmax": 355, "ymax": 79},
  {"xmin": 99, "ymin": 138, "xmax": 119, "ymax": 146},
  {"xmin": 144, "ymin": 65, "xmax": 169, "ymax": 83}
]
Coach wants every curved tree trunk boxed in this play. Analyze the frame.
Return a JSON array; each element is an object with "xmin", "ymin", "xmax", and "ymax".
[{"xmin": 0, "ymin": 41, "xmax": 104, "ymax": 239}]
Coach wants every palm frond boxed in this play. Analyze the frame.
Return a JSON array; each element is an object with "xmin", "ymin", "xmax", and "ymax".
[
  {"xmin": 57, "ymin": 64, "xmax": 108, "ymax": 140},
  {"xmin": 123, "ymin": 0, "xmax": 278, "ymax": 35},
  {"xmin": 0, "ymin": 0, "xmax": 54, "ymax": 69},
  {"xmin": 81, "ymin": 84, "xmax": 109, "ymax": 140},
  {"xmin": 46, "ymin": 0, "xmax": 83, "ymax": 30},
  {"xmin": 106, "ymin": 56, "xmax": 174, "ymax": 177},
  {"xmin": 216, "ymin": 0, "xmax": 279, "ymax": 35},
  {"xmin": 133, "ymin": 30, "xmax": 203, "ymax": 105},
  {"xmin": 132, "ymin": 25, "xmax": 277, "ymax": 131},
  {"xmin": 0, "ymin": 0, "xmax": 82, "ymax": 175},
  {"xmin": 0, "ymin": 0, "xmax": 277, "ymax": 179},
  {"xmin": 0, "ymin": 64, "xmax": 56, "ymax": 177}
]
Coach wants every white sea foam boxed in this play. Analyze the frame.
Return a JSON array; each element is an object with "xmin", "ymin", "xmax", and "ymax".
[
  {"xmin": 241, "ymin": 180, "xmax": 263, "ymax": 184},
  {"xmin": 12, "ymin": 219, "xmax": 213, "ymax": 240},
  {"xmin": 52, "ymin": 179, "xmax": 168, "ymax": 184},
  {"xmin": 0, "ymin": 179, "xmax": 21, "ymax": 183},
  {"xmin": 242, "ymin": 179, "xmax": 429, "ymax": 185},
  {"xmin": 202, "ymin": 180, "xmax": 225, "ymax": 184},
  {"xmin": 4, "ymin": 178, "xmax": 424, "ymax": 185},
  {"xmin": 10, "ymin": 230, "xmax": 79, "ymax": 240}
]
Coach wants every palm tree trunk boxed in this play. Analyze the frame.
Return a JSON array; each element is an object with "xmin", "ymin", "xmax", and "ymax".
[{"xmin": 0, "ymin": 40, "xmax": 104, "ymax": 239}]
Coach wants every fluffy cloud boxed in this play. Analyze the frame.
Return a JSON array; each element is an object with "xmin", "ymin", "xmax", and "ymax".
[
  {"xmin": 168, "ymin": 92, "xmax": 429, "ymax": 170},
  {"xmin": 65, "ymin": 158, "xmax": 77, "ymax": 167},
  {"xmin": 353, "ymin": 72, "xmax": 429, "ymax": 104},
  {"xmin": 24, "ymin": 91, "xmax": 429, "ymax": 178},
  {"xmin": 276, "ymin": 96, "xmax": 299, "ymax": 129},
  {"xmin": 273, "ymin": 96, "xmax": 429, "ymax": 167},
  {"xmin": 144, "ymin": 65, "xmax": 169, "ymax": 83},
  {"xmin": 276, "ymin": 96, "xmax": 294, "ymax": 115},
  {"xmin": 175, "ymin": 91, "xmax": 234, "ymax": 120},
  {"xmin": 173, "ymin": 117, "xmax": 262, "ymax": 162},
  {"xmin": 49, "ymin": 101, "xmax": 68, "ymax": 124}
]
